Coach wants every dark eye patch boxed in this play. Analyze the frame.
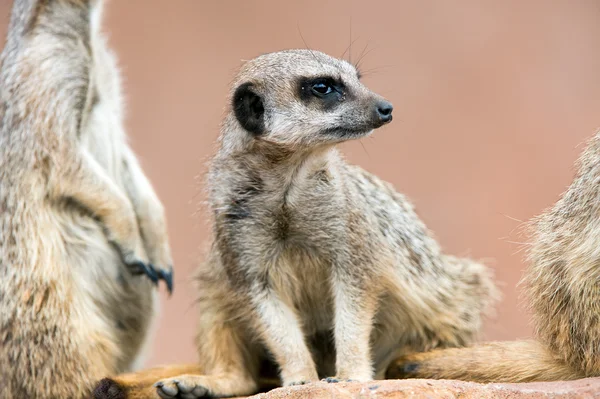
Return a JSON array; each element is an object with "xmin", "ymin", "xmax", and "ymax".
[{"xmin": 297, "ymin": 76, "xmax": 346, "ymax": 110}]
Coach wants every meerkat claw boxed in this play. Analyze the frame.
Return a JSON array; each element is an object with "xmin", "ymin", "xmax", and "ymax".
[
  {"xmin": 157, "ymin": 267, "xmax": 174, "ymax": 295},
  {"xmin": 322, "ymin": 377, "xmax": 356, "ymax": 383},
  {"xmin": 128, "ymin": 261, "xmax": 174, "ymax": 293},
  {"xmin": 146, "ymin": 264, "xmax": 161, "ymax": 285},
  {"xmin": 127, "ymin": 260, "xmax": 159, "ymax": 284}
]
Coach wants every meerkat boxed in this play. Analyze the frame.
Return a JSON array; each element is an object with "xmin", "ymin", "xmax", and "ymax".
[
  {"xmin": 93, "ymin": 49, "xmax": 497, "ymax": 399},
  {"xmin": 0, "ymin": 0, "xmax": 173, "ymax": 398},
  {"xmin": 386, "ymin": 131, "xmax": 600, "ymax": 383}
]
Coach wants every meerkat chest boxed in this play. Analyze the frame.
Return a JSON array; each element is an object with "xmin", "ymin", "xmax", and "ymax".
[
  {"xmin": 223, "ymin": 167, "xmax": 344, "ymax": 332},
  {"xmin": 257, "ymin": 167, "xmax": 346, "ymax": 244}
]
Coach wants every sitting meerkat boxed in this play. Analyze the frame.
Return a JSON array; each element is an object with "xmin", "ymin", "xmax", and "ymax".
[
  {"xmin": 93, "ymin": 49, "xmax": 498, "ymax": 399},
  {"xmin": 0, "ymin": 0, "xmax": 172, "ymax": 397}
]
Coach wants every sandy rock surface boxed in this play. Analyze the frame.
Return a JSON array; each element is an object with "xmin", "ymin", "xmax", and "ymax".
[{"xmin": 235, "ymin": 378, "xmax": 600, "ymax": 398}]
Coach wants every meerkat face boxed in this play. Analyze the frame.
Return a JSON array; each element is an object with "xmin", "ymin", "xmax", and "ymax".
[{"xmin": 230, "ymin": 49, "xmax": 393, "ymax": 147}]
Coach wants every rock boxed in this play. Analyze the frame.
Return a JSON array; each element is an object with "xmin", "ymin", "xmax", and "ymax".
[{"xmin": 235, "ymin": 378, "xmax": 600, "ymax": 398}]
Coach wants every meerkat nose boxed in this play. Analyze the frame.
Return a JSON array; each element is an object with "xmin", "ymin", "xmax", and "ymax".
[{"xmin": 376, "ymin": 100, "xmax": 394, "ymax": 123}]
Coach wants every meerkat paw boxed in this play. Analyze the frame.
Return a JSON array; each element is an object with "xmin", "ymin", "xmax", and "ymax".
[
  {"xmin": 125, "ymin": 260, "xmax": 173, "ymax": 294},
  {"xmin": 385, "ymin": 356, "xmax": 422, "ymax": 379},
  {"xmin": 130, "ymin": 260, "xmax": 173, "ymax": 295},
  {"xmin": 126, "ymin": 259, "xmax": 158, "ymax": 283},
  {"xmin": 114, "ymin": 240, "xmax": 173, "ymax": 294},
  {"xmin": 281, "ymin": 367, "xmax": 319, "ymax": 387},
  {"xmin": 327, "ymin": 369, "xmax": 372, "ymax": 383},
  {"xmin": 155, "ymin": 264, "xmax": 174, "ymax": 294},
  {"xmin": 285, "ymin": 379, "xmax": 312, "ymax": 386},
  {"xmin": 145, "ymin": 245, "xmax": 175, "ymax": 295},
  {"xmin": 154, "ymin": 376, "xmax": 209, "ymax": 399}
]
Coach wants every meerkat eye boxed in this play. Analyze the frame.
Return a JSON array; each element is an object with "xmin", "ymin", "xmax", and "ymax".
[
  {"xmin": 312, "ymin": 82, "xmax": 333, "ymax": 96},
  {"xmin": 299, "ymin": 77, "xmax": 343, "ymax": 103}
]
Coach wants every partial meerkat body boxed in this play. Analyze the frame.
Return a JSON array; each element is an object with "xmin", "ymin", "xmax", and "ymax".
[
  {"xmin": 94, "ymin": 49, "xmax": 497, "ymax": 399},
  {"xmin": 387, "ymin": 132, "xmax": 600, "ymax": 383},
  {"xmin": 0, "ymin": 1, "xmax": 172, "ymax": 397}
]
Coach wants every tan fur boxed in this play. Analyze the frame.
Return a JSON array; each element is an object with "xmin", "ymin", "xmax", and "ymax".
[
  {"xmin": 94, "ymin": 49, "xmax": 498, "ymax": 399},
  {"xmin": 387, "ymin": 132, "xmax": 600, "ymax": 383},
  {"xmin": 0, "ymin": 1, "xmax": 173, "ymax": 397}
]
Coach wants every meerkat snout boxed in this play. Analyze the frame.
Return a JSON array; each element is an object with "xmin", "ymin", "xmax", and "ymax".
[{"xmin": 374, "ymin": 99, "xmax": 394, "ymax": 125}]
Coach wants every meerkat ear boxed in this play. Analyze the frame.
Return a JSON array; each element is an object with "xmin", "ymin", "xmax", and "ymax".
[{"xmin": 233, "ymin": 82, "xmax": 265, "ymax": 135}]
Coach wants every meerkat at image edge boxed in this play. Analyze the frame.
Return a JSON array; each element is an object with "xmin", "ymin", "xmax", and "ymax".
[
  {"xmin": 0, "ymin": 0, "xmax": 173, "ymax": 398},
  {"xmin": 94, "ymin": 49, "xmax": 498, "ymax": 399},
  {"xmin": 387, "ymin": 131, "xmax": 600, "ymax": 383}
]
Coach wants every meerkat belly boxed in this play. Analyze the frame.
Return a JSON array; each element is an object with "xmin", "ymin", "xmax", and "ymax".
[
  {"xmin": 56, "ymin": 203, "xmax": 155, "ymax": 371},
  {"xmin": 273, "ymin": 249, "xmax": 333, "ymax": 335},
  {"xmin": 62, "ymin": 133, "xmax": 155, "ymax": 371}
]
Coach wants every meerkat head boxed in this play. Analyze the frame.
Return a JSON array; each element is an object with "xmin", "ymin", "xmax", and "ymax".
[{"xmin": 229, "ymin": 49, "xmax": 393, "ymax": 148}]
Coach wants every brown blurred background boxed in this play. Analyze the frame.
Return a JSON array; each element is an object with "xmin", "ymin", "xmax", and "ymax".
[{"xmin": 1, "ymin": 0, "xmax": 600, "ymax": 367}]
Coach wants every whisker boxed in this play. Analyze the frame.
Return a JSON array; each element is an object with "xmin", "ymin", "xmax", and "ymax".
[
  {"xmin": 354, "ymin": 40, "xmax": 371, "ymax": 71},
  {"xmin": 502, "ymin": 239, "xmax": 533, "ymax": 246},
  {"xmin": 355, "ymin": 47, "xmax": 377, "ymax": 71},
  {"xmin": 341, "ymin": 36, "xmax": 361, "ymax": 62},
  {"xmin": 358, "ymin": 65, "xmax": 394, "ymax": 78},
  {"xmin": 359, "ymin": 140, "xmax": 370, "ymax": 158},
  {"xmin": 500, "ymin": 213, "xmax": 525, "ymax": 223},
  {"xmin": 297, "ymin": 24, "xmax": 325, "ymax": 69},
  {"xmin": 349, "ymin": 17, "xmax": 353, "ymax": 64}
]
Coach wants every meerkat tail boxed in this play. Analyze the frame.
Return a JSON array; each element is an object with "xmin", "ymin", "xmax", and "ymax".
[{"xmin": 386, "ymin": 340, "xmax": 583, "ymax": 383}]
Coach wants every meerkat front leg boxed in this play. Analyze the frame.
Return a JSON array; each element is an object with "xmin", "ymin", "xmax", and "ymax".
[
  {"xmin": 121, "ymin": 147, "xmax": 174, "ymax": 293},
  {"xmin": 329, "ymin": 272, "xmax": 377, "ymax": 382},
  {"xmin": 52, "ymin": 148, "xmax": 160, "ymax": 285},
  {"xmin": 251, "ymin": 286, "xmax": 319, "ymax": 386}
]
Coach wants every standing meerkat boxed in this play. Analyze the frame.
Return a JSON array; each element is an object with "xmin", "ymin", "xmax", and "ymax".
[
  {"xmin": 0, "ymin": 0, "xmax": 173, "ymax": 398},
  {"xmin": 388, "ymin": 131, "xmax": 600, "ymax": 383},
  {"xmin": 94, "ymin": 49, "xmax": 497, "ymax": 399}
]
